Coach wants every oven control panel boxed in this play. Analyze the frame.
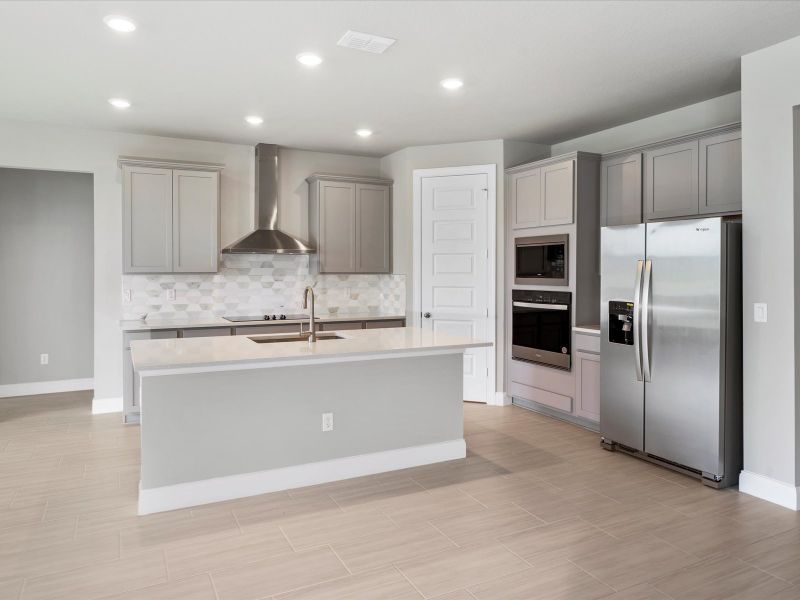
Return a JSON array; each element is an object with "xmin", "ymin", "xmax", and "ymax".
[{"xmin": 511, "ymin": 289, "xmax": 572, "ymax": 305}]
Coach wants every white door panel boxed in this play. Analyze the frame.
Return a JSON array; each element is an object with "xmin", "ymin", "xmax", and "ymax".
[{"xmin": 421, "ymin": 173, "xmax": 489, "ymax": 402}]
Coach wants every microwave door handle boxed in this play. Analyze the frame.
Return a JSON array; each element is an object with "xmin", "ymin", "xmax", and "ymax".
[
  {"xmin": 641, "ymin": 259, "xmax": 652, "ymax": 382},
  {"xmin": 633, "ymin": 260, "xmax": 644, "ymax": 382},
  {"xmin": 512, "ymin": 302, "xmax": 568, "ymax": 310}
]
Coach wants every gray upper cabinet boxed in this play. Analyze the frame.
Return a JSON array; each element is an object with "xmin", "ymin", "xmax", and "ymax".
[
  {"xmin": 173, "ymin": 170, "xmax": 219, "ymax": 272},
  {"xmin": 120, "ymin": 157, "xmax": 222, "ymax": 274},
  {"xmin": 540, "ymin": 160, "xmax": 574, "ymax": 226},
  {"xmin": 510, "ymin": 168, "xmax": 541, "ymax": 229},
  {"xmin": 699, "ymin": 130, "xmax": 742, "ymax": 215},
  {"xmin": 601, "ymin": 153, "xmax": 642, "ymax": 226},
  {"xmin": 356, "ymin": 183, "xmax": 392, "ymax": 273},
  {"xmin": 123, "ymin": 165, "xmax": 173, "ymax": 273},
  {"xmin": 644, "ymin": 140, "xmax": 699, "ymax": 220},
  {"xmin": 308, "ymin": 174, "xmax": 393, "ymax": 274}
]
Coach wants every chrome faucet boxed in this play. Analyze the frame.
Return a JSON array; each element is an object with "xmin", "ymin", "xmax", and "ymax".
[{"xmin": 302, "ymin": 286, "xmax": 317, "ymax": 343}]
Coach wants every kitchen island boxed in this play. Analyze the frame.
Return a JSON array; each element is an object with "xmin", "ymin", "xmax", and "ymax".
[{"xmin": 131, "ymin": 327, "xmax": 490, "ymax": 514}]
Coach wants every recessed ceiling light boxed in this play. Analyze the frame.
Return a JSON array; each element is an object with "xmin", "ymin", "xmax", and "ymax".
[
  {"xmin": 355, "ymin": 129, "xmax": 373, "ymax": 138},
  {"xmin": 296, "ymin": 52, "xmax": 323, "ymax": 67},
  {"xmin": 440, "ymin": 78, "xmax": 464, "ymax": 90},
  {"xmin": 103, "ymin": 15, "xmax": 136, "ymax": 33},
  {"xmin": 108, "ymin": 98, "xmax": 131, "ymax": 109},
  {"xmin": 245, "ymin": 115, "xmax": 264, "ymax": 125}
]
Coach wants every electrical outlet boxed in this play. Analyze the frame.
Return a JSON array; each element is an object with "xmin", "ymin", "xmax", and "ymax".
[
  {"xmin": 166, "ymin": 289, "xmax": 177, "ymax": 301},
  {"xmin": 754, "ymin": 303, "xmax": 768, "ymax": 323},
  {"xmin": 123, "ymin": 289, "xmax": 132, "ymax": 303},
  {"xmin": 40, "ymin": 353, "xmax": 49, "ymax": 365},
  {"xmin": 321, "ymin": 412, "xmax": 334, "ymax": 432}
]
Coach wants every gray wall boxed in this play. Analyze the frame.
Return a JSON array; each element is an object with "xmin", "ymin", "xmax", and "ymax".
[
  {"xmin": 0, "ymin": 168, "xmax": 93, "ymax": 385},
  {"xmin": 550, "ymin": 91, "xmax": 741, "ymax": 155},
  {"xmin": 741, "ymin": 36, "xmax": 800, "ymax": 488}
]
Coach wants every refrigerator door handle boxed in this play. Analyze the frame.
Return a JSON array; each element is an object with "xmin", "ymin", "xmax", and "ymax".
[
  {"xmin": 642, "ymin": 259, "xmax": 653, "ymax": 382},
  {"xmin": 633, "ymin": 260, "xmax": 644, "ymax": 382}
]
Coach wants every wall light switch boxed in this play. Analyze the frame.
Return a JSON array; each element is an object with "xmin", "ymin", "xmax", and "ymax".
[
  {"xmin": 754, "ymin": 303, "xmax": 768, "ymax": 323},
  {"xmin": 322, "ymin": 412, "xmax": 334, "ymax": 432},
  {"xmin": 40, "ymin": 353, "xmax": 49, "ymax": 365},
  {"xmin": 123, "ymin": 289, "xmax": 132, "ymax": 303},
  {"xmin": 166, "ymin": 289, "xmax": 177, "ymax": 301}
]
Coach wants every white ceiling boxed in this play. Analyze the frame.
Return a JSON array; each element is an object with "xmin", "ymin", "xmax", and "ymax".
[{"xmin": 2, "ymin": 1, "xmax": 800, "ymax": 156}]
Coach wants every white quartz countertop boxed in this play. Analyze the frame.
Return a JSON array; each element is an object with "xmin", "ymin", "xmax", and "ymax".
[
  {"xmin": 120, "ymin": 312, "xmax": 406, "ymax": 332},
  {"xmin": 131, "ymin": 327, "xmax": 491, "ymax": 373},
  {"xmin": 573, "ymin": 325, "xmax": 601, "ymax": 336}
]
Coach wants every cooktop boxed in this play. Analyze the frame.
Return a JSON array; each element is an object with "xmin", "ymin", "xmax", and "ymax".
[{"xmin": 222, "ymin": 314, "xmax": 309, "ymax": 322}]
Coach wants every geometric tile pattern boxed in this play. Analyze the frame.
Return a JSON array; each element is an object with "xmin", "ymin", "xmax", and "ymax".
[{"xmin": 122, "ymin": 254, "xmax": 405, "ymax": 320}]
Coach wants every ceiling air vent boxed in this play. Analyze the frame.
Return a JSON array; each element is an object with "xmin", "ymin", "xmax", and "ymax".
[{"xmin": 337, "ymin": 30, "xmax": 396, "ymax": 54}]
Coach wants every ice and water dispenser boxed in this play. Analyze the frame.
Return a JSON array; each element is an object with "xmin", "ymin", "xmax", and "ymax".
[{"xmin": 608, "ymin": 301, "xmax": 635, "ymax": 345}]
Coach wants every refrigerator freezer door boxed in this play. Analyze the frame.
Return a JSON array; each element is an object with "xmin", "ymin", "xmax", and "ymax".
[
  {"xmin": 644, "ymin": 218, "xmax": 723, "ymax": 475},
  {"xmin": 600, "ymin": 224, "xmax": 646, "ymax": 450}
]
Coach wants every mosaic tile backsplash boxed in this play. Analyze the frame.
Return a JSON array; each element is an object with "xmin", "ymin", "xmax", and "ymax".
[{"xmin": 122, "ymin": 254, "xmax": 405, "ymax": 320}]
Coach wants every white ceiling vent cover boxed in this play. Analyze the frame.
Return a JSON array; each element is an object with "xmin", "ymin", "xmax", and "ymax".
[{"xmin": 337, "ymin": 30, "xmax": 396, "ymax": 54}]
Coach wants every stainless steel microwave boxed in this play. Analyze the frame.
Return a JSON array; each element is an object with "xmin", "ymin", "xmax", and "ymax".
[{"xmin": 514, "ymin": 234, "xmax": 568, "ymax": 286}]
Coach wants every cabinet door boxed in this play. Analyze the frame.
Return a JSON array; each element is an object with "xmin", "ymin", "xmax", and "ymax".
[
  {"xmin": 365, "ymin": 319, "xmax": 406, "ymax": 329},
  {"xmin": 319, "ymin": 181, "xmax": 356, "ymax": 273},
  {"xmin": 123, "ymin": 329, "xmax": 177, "ymax": 420},
  {"xmin": 575, "ymin": 351, "xmax": 600, "ymax": 422},
  {"xmin": 540, "ymin": 160, "xmax": 574, "ymax": 226},
  {"xmin": 699, "ymin": 130, "xmax": 742, "ymax": 215},
  {"xmin": 172, "ymin": 170, "xmax": 219, "ymax": 272},
  {"xmin": 601, "ymin": 153, "xmax": 642, "ymax": 226},
  {"xmin": 123, "ymin": 165, "xmax": 173, "ymax": 273},
  {"xmin": 355, "ymin": 183, "xmax": 391, "ymax": 273},
  {"xmin": 319, "ymin": 321, "xmax": 364, "ymax": 331},
  {"xmin": 644, "ymin": 140, "xmax": 699, "ymax": 220},
  {"xmin": 234, "ymin": 324, "xmax": 302, "ymax": 336},
  {"xmin": 510, "ymin": 168, "xmax": 541, "ymax": 229},
  {"xmin": 181, "ymin": 327, "xmax": 230, "ymax": 337}
]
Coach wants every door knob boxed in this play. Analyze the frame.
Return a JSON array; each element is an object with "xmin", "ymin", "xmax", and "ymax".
[{"xmin": 423, "ymin": 312, "xmax": 431, "ymax": 319}]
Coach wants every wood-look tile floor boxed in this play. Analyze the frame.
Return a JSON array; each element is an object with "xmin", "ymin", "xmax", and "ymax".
[{"xmin": 1, "ymin": 391, "xmax": 799, "ymax": 599}]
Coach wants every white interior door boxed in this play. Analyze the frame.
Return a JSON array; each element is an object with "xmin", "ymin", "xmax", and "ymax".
[{"xmin": 420, "ymin": 173, "xmax": 490, "ymax": 403}]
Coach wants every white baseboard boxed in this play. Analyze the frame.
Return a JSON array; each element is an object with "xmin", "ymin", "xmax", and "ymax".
[
  {"xmin": 92, "ymin": 396, "xmax": 123, "ymax": 414},
  {"xmin": 739, "ymin": 470, "xmax": 799, "ymax": 511},
  {"xmin": 138, "ymin": 438, "xmax": 466, "ymax": 515},
  {"xmin": 489, "ymin": 391, "xmax": 511, "ymax": 406},
  {"xmin": 0, "ymin": 378, "xmax": 93, "ymax": 399}
]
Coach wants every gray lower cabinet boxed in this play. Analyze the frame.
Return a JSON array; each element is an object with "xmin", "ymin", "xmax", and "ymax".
[
  {"xmin": 644, "ymin": 140, "xmax": 699, "ymax": 220},
  {"xmin": 574, "ymin": 351, "xmax": 600, "ymax": 422},
  {"xmin": 234, "ymin": 324, "xmax": 302, "ymax": 336},
  {"xmin": 120, "ymin": 157, "xmax": 222, "ymax": 274},
  {"xmin": 601, "ymin": 153, "xmax": 642, "ymax": 226},
  {"xmin": 365, "ymin": 319, "xmax": 406, "ymax": 329},
  {"xmin": 123, "ymin": 329, "xmax": 178, "ymax": 423},
  {"xmin": 308, "ymin": 174, "xmax": 393, "ymax": 274},
  {"xmin": 699, "ymin": 130, "xmax": 742, "ymax": 214},
  {"xmin": 182, "ymin": 327, "xmax": 231, "ymax": 337},
  {"xmin": 319, "ymin": 321, "xmax": 363, "ymax": 331}
]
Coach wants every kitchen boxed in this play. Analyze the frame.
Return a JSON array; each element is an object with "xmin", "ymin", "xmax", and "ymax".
[{"xmin": 2, "ymin": 2, "xmax": 800, "ymax": 599}]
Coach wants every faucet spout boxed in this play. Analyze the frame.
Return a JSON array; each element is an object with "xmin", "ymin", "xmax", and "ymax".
[{"xmin": 303, "ymin": 286, "xmax": 317, "ymax": 343}]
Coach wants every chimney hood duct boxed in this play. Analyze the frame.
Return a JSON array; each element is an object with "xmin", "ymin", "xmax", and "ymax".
[{"xmin": 221, "ymin": 144, "xmax": 315, "ymax": 254}]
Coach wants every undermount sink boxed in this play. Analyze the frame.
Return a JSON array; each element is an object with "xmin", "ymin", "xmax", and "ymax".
[{"xmin": 248, "ymin": 332, "xmax": 345, "ymax": 344}]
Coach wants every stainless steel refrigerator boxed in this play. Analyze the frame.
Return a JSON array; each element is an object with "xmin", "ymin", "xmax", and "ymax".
[{"xmin": 600, "ymin": 217, "xmax": 742, "ymax": 488}]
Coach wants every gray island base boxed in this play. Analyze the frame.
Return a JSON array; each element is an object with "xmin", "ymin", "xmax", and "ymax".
[{"xmin": 132, "ymin": 328, "xmax": 488, "ymax": 514}]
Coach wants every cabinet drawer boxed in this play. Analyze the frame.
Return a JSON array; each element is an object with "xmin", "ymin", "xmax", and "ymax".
[
  {"xmin": 365, "ymin": 319, "xmax": 405, "ymax": 329},
  {"xmin": 509, "ymin": 381, "xmax": 572, "ymax": 413},
  {"xmin": 574, "ymin": 332, "xmax": 600, "ymax": 354},
  {"xmin": 233, "ymin": 324, "xmax": 302, "ymax": 336},
  {"xmin": 181, "ymin": 327, "xmax": 231, "ymax": 338},
  {"xmin": 320, "ymin": 321, "xmax": 364, "ymax": 331}
]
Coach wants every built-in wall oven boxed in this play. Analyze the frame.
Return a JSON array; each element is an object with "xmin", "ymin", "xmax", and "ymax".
[
  {"xmin": 511, "ymin": 289, "xmax": 572, "ymax": 370},
  {"xmin": 514, "ymin": 234, "xmax": 568, "ymax": 286}
]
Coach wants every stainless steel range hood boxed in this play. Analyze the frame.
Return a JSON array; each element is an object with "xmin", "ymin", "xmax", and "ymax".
[{"xmin": 222, "ymin": 144, "xmax": 315, "ymax": 254}]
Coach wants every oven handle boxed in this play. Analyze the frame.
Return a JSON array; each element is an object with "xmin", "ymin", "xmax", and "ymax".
[{"xmin": 512, "ymin": 302, "xmax": 569, "ymax": 310}]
